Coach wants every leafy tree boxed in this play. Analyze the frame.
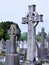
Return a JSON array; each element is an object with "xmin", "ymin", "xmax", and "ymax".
[
  {"xmin": 0, "ymin": 21, "xmax": 21, "ymax": 41},
  {"xmin": 19, "ymin": 32, "xmax": 27, "ymax": 41},
  {"xmin": 36, "ymin": 32, "xmax": 42, "ymax": 42},
  {"xmin": 0, "ymin": 28, "xmax": 4, "ymax": 40}
]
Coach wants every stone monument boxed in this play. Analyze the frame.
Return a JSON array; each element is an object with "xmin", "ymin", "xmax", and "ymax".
[
  {"xmin": 5, "ymin": 24, "xmax": 20, "ymax": 65},
  {"xmin": 38, "ymin": 28, "xmax": 48, "ymax": 58},
  {"xmin": 40, "ymin": 28, "xmax": 47, "ymax": 47},
  {"xmin": 22, "ymin": 4, "xmax": 43, "ymax": 65}
]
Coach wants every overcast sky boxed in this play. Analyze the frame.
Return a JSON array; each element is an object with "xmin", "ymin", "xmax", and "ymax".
[{"xmin": 0, "ymin": 0, "xmax": 49, "ymax": 34}]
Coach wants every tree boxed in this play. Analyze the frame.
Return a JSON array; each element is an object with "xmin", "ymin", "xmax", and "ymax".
[
  {"xmin": 0, "ymin": 28, "xmax": 4, "ymax": 40},
  {"xmin": 0, "ymin": 21, "xmax": 21, "ymax": 41},
  {"xmin": 36, "ymin": 32, "xmax": 42, "ymax": 42},
  {"xmin": 19, "ymin": 32, "xmax": 27, "ymax": 41}
]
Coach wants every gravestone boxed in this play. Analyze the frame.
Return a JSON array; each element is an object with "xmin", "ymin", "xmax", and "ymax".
[
  {"xmin": 40, "ymin": 28, "xmax": 47, "ymax": 47},
  {"xmin": 22, "ymin": 4, "xmax": 43, "ymax": 65},
  {"xmin": 38, "ymin": 28, "xmax": 48, "ymax": 58},
  {"xmin": 5, "ymin": 24, "xmax": 20, "ymax": 65}
]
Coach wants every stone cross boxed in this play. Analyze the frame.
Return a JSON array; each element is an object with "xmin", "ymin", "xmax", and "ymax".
[
  {"xmin": 5, "ymin": 24, "xmax": 20, "ymax": 65},
  {"xmin": 22, "ymin": 4, "xmax": 43, "ymax": 62},
  {"xmin": 40, "ymin": 28, "xmax": 46, "ymax": 47},
  {"xmin": 8, "ymin": 24, "xmax": 20, "ymax": 53}
]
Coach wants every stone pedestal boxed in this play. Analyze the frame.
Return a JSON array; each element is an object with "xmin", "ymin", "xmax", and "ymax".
[
  {"xmin": 40, "ymin": 28, "xmax": 46, "ymax": 47},
  {"xmin": 5, "ymin": 54, "xmax": 19, "ymax": 65},
  {"xmin": 22, "ymin": 61, "xmax": 42, "ymax": 65},
  {"xmin": 38, "ymin": 47, "xmax": 48, "ymax": 58}
]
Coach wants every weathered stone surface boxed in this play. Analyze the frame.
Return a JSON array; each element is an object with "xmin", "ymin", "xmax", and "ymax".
[
  {"xmin": 6, "ymin": 40, "xmax": 10, "ymax": 53},
  {"xmin": 5, "ymin": 24, "xmax": 20, "ymax": 65},
  {"xmin": 22, "ymin": 4, "xmax": 43, "ymax": 65},
  {"xmin": 5, "ymin": 54, "xmax": 19, "ymax": 65},
  {"xmin": 22, "ymin": 61, "xmax": 42, "ymax": 65},
  {"xmin": 40, "ymin": 28, "xmax": 47, "ymax": 47},
  {"xmin": 38, "ymin": 47, "xmax": 48, "ymax": 58}
]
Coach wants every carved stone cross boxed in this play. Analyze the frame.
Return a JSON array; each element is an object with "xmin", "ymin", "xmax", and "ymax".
[
  {"xmin": 5, "ymin": 24, "xmax": 20, "ymax": 65},
  {"xmin": 40, "ymin": 28, "xmax": 46, "ymax": 47},
  {"xmin": 22, "ymin": 4, "xmax": 43, "ymax": 61},
  {"xmin": 8, "ymin": 24, "xmax": 20, "ymax": 53}
]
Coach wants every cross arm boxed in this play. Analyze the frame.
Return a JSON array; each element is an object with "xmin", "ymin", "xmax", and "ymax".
[
  {"xmin": 39, "ymin": 14, "xmax": 43, "ymax": 22},
  {"xmin": 22, "ymin": 17, "xmax": 28, "ymax": 24}
]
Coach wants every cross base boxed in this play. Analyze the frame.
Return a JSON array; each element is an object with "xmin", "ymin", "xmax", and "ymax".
[{"xmin": 22, "ymin": 60, "xmax": 42, "ymax": 65}]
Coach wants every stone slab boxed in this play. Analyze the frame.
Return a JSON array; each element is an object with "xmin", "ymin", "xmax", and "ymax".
[
  {"xmin": 37, "ymin": 47, "xmax": 48, "ymax": 58},
  {"xmin": 22, "ymin": 61, "xmax": 42, "ymax": 65},
  {"xmin": 5, "ymin": 54, "xmax": 19, "ymax": 65}
]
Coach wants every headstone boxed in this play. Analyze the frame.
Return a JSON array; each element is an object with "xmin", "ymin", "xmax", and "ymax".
[
  {"xmin": 40, "ymin": 28, "xmax": 47, "ymax": 47},
  {"xmin": 37, "ymin": 28, "xmax": 48, "ymax": 59},
  {"xmin": 5, "ymin": 24, "xmax": 20, "ymax": 65},
  {"xmin": 22, "ymin": 4, "xmax": 43, "ymax": 65}
]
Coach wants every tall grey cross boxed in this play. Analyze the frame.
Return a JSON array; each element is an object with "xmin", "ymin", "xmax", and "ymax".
[{"xmin": 22, "ymin": 4, "xmax": 43, "ymax": 61}]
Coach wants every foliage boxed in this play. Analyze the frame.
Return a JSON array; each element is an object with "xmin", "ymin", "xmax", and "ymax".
[
  {"xmin": 0, "ymin": 52, "xmax": 5, "ymax": 56},
  {"xmin": 36, "ymin": 32, "xmax": 42, "ymax": 42},
  {"xmin": 5, "ymin": 34, "xmax": 10, "ymax": 40},
  {"xmin": 19, "ymin": 32, "xmax": 42, "ymax": 42},
  {"xmin": 36, "ymin": 35, "xmax": 42, "ymax": 42},
  {"xmin": 0, "ymin": 28, "xmax": 4, "ymax": 40},
  {"xmin": 0, "ymin": 51, "xmax": 6, "ymax": 56},
  {"xmin": 0, "ymin": 21, "xmax": 21, "ymax": 41},
  {"xmin": 19, "ymin": 32, "xmax": 27, "ymax": 41}
]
